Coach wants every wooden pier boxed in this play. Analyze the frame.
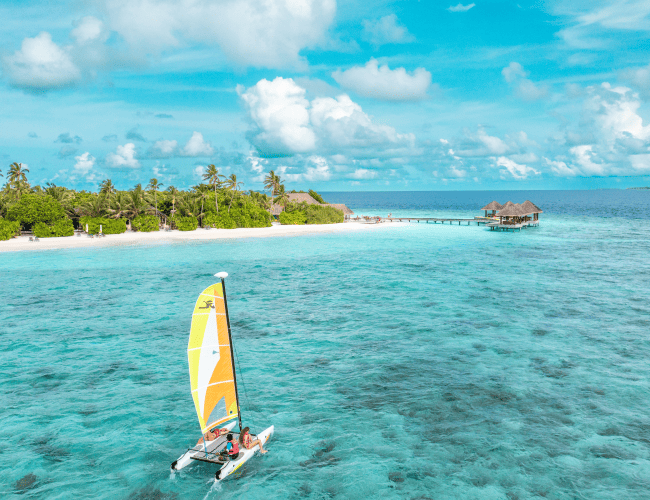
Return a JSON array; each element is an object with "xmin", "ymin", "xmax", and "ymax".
[{"xmin": 386, "ymin": 217, "xmax": 491, "ymax": 226}]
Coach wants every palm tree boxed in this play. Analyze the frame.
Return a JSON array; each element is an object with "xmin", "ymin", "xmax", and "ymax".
[
  {"xmin": 264, "ymin": 170, "xmax": 276, "ymax": 213},
  {"xmin": 166, "ymin": 185, "xmax": 179, "ymax": 219},
  {"xmin": 99, "ymin": 179, "xmax": 116, "ymax": 196},
  {"xmin": 224, "ymin": 174, "xmax": 244, "ymax": 213},
  {"xmin": 108, "ymin": 191, "xmax": 130, "ymax": 220},
  {"xmin": 202, "ymin": 164, "xmax": 223, "ymax": 213},
  {"xmin": 77, "ymin": 194, "xmax": 109, "ymax": 218},
  {"xmin": 124, "ymin": 185, "xmax": 152, "ymax": 224},
  {"xmin": 191, "ymin": 184, "xmax": 210, "ymax": 226},
  {"xmin": 7, "ymin": 162, "xmax": 29, "ymax": 200},
  {"xmin": 274, "ymin": 184, "xmax": 289, "ymax": 209},
  {"xmin": 146, "ymin": 178, "xmax": 164, "ymax": 220}
]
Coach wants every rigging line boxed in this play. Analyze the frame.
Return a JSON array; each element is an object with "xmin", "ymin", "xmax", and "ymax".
[{"xmin": 233, "ymin": 341, "xmax": 272, "ymax": 424}]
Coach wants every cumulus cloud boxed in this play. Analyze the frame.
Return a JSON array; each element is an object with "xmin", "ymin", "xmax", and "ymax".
[
  {"xmin": 348, "ymin": 168, "xmax": 378, "ymax": 180},
  {"xmin": 448, "ymin": 3, "xmax": 475, "ymax": 12},
  {"xmin": 543, "ymin": 157, "xmax": 581, "ymax": 177},
  {"xmin": 103, "ymin": 0, "xmax": 336, "ymax": 68},
  {"xmin": 71, "ymin": 16, "xmax": 106, "ymax": 44},
  {"xmin": 73, "ymin": 152, "xmax": 96, "ymax": 176},
  {"xmin": 502, "ymin": 62, "xmax": 548, "ymax": 100},
  {"xmin": 569, "ymin": 145, "xmax": 606, "ymax": 175},
  {"xmin": 495, "ymin": 156, "xmax": 540, "ymax": 180},
  {"xmin": 149, "ymin": 139, "xmax": 178, "ymax": 158},
  {"xmin": 239, "ymin": 77, "xmax": 415, "ymax": 157},
  {"xmin": 361, "ymin": 14, "xmax": 414, "ymax": 47},
  {"xmin": 332, "ymin": 59, "xmax": 432, "ymax": 101},
  {"xmin": 107, "ymin": 143, "xmax": 140, "ymax": 168},
  {"xmin": 589, "ymin": 83, "xmax": 650, "ymax": 142},
  {"xmin": 182, "ymin": 132, "xmax": 214, "ymax": 157},
  {"xmin": 3, "ymin": 32, "xmax": 81, "ymax": 91}
]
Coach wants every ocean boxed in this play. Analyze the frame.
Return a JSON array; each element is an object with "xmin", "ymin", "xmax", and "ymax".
[{"xmin": 2, "ymin": 190, "xmax": 649, "ymax": 499}]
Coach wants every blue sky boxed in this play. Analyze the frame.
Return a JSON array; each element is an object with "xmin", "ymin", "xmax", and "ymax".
[{"xmin": 2, "ymin": 0, "xmax": 650, "ymax": 191}]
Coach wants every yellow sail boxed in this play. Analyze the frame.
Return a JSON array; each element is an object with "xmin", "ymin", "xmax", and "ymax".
[{"xmin": 188, "ymin": 283, "xmax": 238, "ymax": 434}]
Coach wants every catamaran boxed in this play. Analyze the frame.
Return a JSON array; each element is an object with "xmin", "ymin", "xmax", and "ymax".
[{"xmin": 170, "ymin": 272, "xmax": 273, "ymax": 481}]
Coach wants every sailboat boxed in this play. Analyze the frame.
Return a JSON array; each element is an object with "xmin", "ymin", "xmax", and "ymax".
[{"xmin": 170, "ymin": 272, "xmax": 274, "ymax": 481}]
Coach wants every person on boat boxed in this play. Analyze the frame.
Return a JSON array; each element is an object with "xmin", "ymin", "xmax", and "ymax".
[
  {"xmin": 220, "ymin": 434, "xmax": 240, "ymax": 461},
  {"xmin": 239, "ymin": 427, "xmax": 268, "ymax": 454},
  {"xmin": 196, "ymin": 427, "xmax": 229, "ymax": 445}
]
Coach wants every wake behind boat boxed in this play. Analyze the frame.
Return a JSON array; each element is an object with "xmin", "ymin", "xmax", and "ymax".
[{"xmin": 171, "ymin": 272, "xmax": 273, "ymax": 481}]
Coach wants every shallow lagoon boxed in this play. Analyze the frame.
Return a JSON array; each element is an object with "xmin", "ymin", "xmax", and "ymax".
[{"xmin": 2, "ymin": 191, "xmax": 650, "ymax": 499}]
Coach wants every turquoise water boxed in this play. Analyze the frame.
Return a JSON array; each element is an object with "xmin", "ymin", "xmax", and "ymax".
[{"xmin": 2, "ymin": 191, "xmax": 650, "ymax": 499}]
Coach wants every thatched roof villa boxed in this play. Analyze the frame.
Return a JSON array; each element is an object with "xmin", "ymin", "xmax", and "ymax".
[
  {"xmin": 482, "ymin": 199, "xmax": 543, "ymax": 231},
  {"xmin": 480, "ymin": 200, "xmax": 504, "ymax": 216},
  {"xmin": 271, "ymin": 193, "xmax": 354, "ymax": 219}
]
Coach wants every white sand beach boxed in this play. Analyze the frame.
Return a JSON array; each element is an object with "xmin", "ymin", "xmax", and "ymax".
[{"xmin": 0, "ymin": 221, "xmax": 404, "ymax": 253}]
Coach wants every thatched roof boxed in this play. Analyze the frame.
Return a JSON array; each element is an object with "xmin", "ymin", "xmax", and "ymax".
[
  {"xmin": 481, "ymin": 200, "xmax": 504, "ymax": 211},
  {"xmin": 271, "ymin": 204, "xmax": 284, "ymax": 215},
  {"xmin": 521, "ymin": 200, "xmax": 543, "ymax": 213},
  {"xmin": 287, "ymin": 192, "xmax": 320, "ymax": 205},
  {"xmin": 497, "ymin": 203, "xmax": 524, "ymax": 216},
  {"xmin": 502, "ymin": 201, "xmax": 515, "ymax": 208},
  {"xmin": 324, "ymin": 203, "xmax": 354, "ymax": 215}
]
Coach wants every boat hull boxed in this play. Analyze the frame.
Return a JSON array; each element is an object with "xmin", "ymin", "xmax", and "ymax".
[
  {"xmin": 171, "ymin": 421, "xmax": 237, "ymax": 471},
  {"xmin": 216, "ymin": 425, "xmax": 274, "ymax": 481}
]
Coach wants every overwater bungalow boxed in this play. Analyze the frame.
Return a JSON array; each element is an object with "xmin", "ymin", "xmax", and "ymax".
[
  {"xmin": 483, "ymin": 200, "xmax": 543, "ymax": 231},
  {"xmin": 481, "ymin": 201, "xmax": 504, "ymax": 217}
]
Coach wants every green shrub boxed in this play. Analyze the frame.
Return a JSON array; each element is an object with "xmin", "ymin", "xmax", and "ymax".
[
  {"xmin": 6, "ymin": 194, "xmax": 66, "ymax": 228},
  {"xmin": 173, "ymin": 216, "xmax": 198, "ymax": 231},
  {"xmin": 304, "ymin": 204, "xmax": 343, "ymax": 224},
  {"xmin": 131, "ymin": 215, "xmax": 159, "ymax": 232},
  {"xmin": 0, "ymin": 219, "xmax": 20, "ymax": 240},
  {"xmin": 79, "ymin": 217, "xmax": 127, "ymax": 235},
  {"xmin": 308, "ymin": 190, "xmax": 326, "ymax": 204},
  {"xmin": 202, "ymin": 212, "xmax": 237, "ymax": 229},
  {"xmin": 279, "ymin": 210, "xmax": 307, "ymax": 225},
  {"xmin": 33, "ymin": 219, "xmax": 74, "ymax": 238}
]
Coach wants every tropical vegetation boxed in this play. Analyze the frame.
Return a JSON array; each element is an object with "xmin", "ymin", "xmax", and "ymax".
[{"xmin": 0, "ymin": 162, "xmax": 343, "ymax": 240}]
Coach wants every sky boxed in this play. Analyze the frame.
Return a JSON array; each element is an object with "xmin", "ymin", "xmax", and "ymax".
[{"xmin": 1, "ymin": 0, "xmax": 650, "ymax": 192}]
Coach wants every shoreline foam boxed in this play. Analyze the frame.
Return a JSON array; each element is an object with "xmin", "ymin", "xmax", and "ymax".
[{"xmin": 0, "ymin": 221, "xmax": 403, "ymax": 253}]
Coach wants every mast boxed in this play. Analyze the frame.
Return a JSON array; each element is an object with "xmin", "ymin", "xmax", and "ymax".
[{"xmin": 216, "ymin": 272, "xmax": 243, "ymax": 432}]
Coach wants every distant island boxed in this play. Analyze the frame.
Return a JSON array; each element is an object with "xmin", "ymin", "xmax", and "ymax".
[{"xmin": 627, "ymin": 187, "xmax": 650, "ymax": 190}]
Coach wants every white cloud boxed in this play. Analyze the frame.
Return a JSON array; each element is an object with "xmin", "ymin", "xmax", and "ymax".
[
  {"xmin": 348, "ymin": 168, "xmax": 378, "ymax": 179},
  {"xmin": 71, "ymin": 16, "xmax": 105, "ymax": 44},
  {"xmin": 361, "ymin": 14, "xmax": 414, "ymax": 47},
  {"xmin": 3, "ymin": 32, "xmax": 80, "ymax": 90},
  {"xmin": 193, "ymin": 165, "xmax": 206, "ymax": 178},
  {"xmin": 149, "ymin": 139, "xmax": 178, "ymax": 158},
  {"xmin": 182, "ymin": 132, "xmax": 214, "ymax": 157},
  {"xmin": 502, "ymin": 62, "xmax": 527, "ymax": 83},
  {"xmin": 240, "ymin": 77, "xmax": 414, "ymax": 156},
  {"xmin": 448, "ymin": 3, "xmax": 475, "ymax": 12},
  {"xmin": 591, "ymin": 83, "xmax": 650, "ymax": 141},
  {"xmin": 448, "ymin": 166, "xmax": 468, "ymax": 177},
  {"xmin": 74, "ymin": 152, "xmax": 95, "ymax": 174},
  {"xmin": 495, "ymin": 156, "xmax": 540, "ymax": 180},
  {"xmin": 478, "ymin": 130, "xmax": 509, "ymax": 155},
  {"xmin": 107, "ymin": 143, "xmax": 140, "ymax": 168},
  {"xmin": 302, "ymin": 156, "xmax": 332, "ymax": 181},
  {"xmin": 569, "ymin": 145, "xmax": 605, "ymax": 175},
  {"xmin": 103, "ymin": 0, "xmax": 336, "ymax": 68},
  {"xmin": 502, "ymin": 62, "xmax": 548, "ymax": 101},
  {"xmin": 332, "ymin": 59, "xmax": 431, "ymax": 101},
  {"xmin": 544, "ymin": 157, "xmax": 581, "ymax": 177},
  {"xmin": 239, "ymin": 77, "xmax": 315, "ymax": 154}
]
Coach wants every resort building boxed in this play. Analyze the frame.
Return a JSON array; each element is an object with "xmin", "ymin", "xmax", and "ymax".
[
  {"xmin": 271, "ymin": 193, "xmax": 354, "ymax": 220},
  {"xmin": 482, "ymin": 200, "xmax": 543, "ymax": 231}
]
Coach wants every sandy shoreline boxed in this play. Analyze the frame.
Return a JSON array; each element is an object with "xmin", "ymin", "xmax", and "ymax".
[{"xmin": 0, "ymin": 221, "xmax": 404, "ymax": 253}]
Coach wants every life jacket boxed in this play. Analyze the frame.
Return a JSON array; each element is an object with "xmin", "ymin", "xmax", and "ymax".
[{"xmin": 227, "ymin": 440, "xmax": 240, "ymax": 455}]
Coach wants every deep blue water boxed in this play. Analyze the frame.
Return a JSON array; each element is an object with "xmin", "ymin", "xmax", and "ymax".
[{"xmin": 2, "ymin": 190, "xmax": 650, "ymax": 499}]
